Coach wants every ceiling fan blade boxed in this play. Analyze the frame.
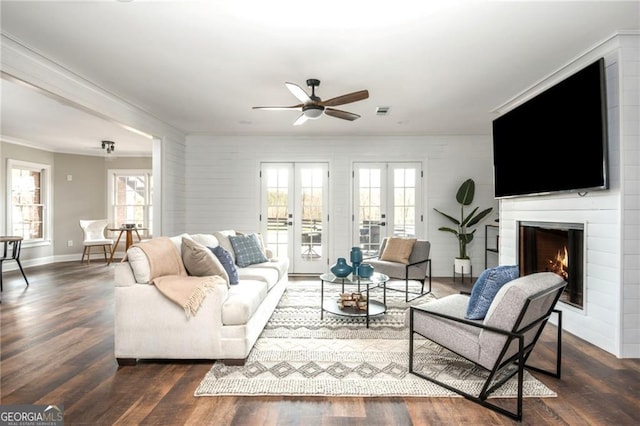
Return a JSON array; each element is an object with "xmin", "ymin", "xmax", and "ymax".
[
  {"xmin": 252, "ymin": 104, "xmax": 303, "ymax": 110},
  {"xmin": 324, "ymin": 108, "xmax": 361, "ymax": 121},
  {"xmin": 285, "ymin": 82, "xmax": 312, "ymax": 103},
  {"xmin": 321, "ymin": 90, "xmax": 369, "ymax": 107},
  {"xmin": 293, "ymin": 113, "xmax": 309, "ymax": 126}
]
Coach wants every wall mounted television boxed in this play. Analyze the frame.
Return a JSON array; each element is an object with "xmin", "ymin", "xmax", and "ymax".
[{"xmin": 492, "ymin": 58, "xmax": 609, "ymax": 199}]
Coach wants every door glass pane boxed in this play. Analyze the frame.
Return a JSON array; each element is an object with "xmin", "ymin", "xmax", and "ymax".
[
  {"xmin": 393, "ymin": 168, "xmax": 416, "ymax": 237},
  {"xmin": 265, "ymin": 168, "xmax": 289, "ymax": 258},
  {"xmin": 300, "ymin": 167, "xmax": 323, "ymax": 260},
  {"xmin": 358, "ymin": 168, "xmax": 382, "ymax": 256}
]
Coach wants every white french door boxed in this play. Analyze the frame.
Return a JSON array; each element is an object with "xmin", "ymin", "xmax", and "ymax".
[
  {"xmin": 260, "ymin": 162, "xmax": 329, "ymax": 274},
  {"xmin": 353, "ymin": 162, "xmax": 422, "ymax": 255}
]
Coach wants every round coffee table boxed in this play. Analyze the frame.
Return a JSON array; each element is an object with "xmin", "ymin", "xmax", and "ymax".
[{"xmin": 319, "ymin": 272, "xmax": 389, "ymax": 328}]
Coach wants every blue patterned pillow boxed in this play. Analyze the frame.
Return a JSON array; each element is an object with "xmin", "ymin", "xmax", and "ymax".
[
  {"xmin": 210, "ymin": 245, "xmax": 239, "ymax": 285},
  {"xmin": 465, "ymin": 265, "xmax": 519, "ymax": 320},
  {"xmin": 229, "ymin": 233, "xmax": 268, "ymax": 267}
]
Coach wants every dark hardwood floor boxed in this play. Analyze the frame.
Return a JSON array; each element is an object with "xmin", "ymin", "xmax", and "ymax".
[{"xmin": 1, "ymin": 262, "xmax": 638, "ymax": 425}]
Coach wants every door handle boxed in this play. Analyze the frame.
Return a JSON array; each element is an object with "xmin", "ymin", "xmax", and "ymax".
[
  {"xmin": 380, "ymin": 222, "xmax": 386, "ymax": 226},
  {"xmin": 288, "ymin": 222, "xmax": 293, "ymax": 226}
]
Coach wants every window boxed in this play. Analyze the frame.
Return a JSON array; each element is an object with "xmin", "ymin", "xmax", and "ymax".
[
  {"xmin": 108, "ymin": 170, "xmax": 152, "ymax": 235},
  {"xmin": 8, "ymin": 159, "xmax": 51, "ymax": 243}
]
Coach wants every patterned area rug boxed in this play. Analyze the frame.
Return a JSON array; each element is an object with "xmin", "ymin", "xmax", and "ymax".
[{"xmin": 194, "ymin": 280, "xmax": 557, "ymax": 398}]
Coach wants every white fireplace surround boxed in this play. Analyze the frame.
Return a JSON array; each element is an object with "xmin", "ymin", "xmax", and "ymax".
[{"xmin": 496, "ymin": 34, "xmax": 639, "ymax": 358}]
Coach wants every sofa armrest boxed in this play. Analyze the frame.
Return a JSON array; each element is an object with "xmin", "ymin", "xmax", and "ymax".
[{"xmin": 114, "ymin": 261, "xmax": 137, "ymax": 287}]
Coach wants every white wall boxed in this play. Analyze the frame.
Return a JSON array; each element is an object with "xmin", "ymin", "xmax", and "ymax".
[
  {"xmin": 619, "ymin": 35, "xmax": 640, "ymax": 358},
  {"xmin": 184, "ymin": 135, "xmax": 497, "ymax": 277},
  {"xmin": 498, "ymin": 34, "xmax": 639, "ymax": 358}
]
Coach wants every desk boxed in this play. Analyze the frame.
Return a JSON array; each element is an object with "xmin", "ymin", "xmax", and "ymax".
[
  {"xmin": 1, "ymin": 236, "xmax": 29, "ymax": 292},
  {"xmin": 108, "ymin": 227, "xmax": 147, "ymax": 265}
]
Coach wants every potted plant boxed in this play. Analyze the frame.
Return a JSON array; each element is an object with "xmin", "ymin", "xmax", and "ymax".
[{"xmin": 434, "ymin": 178, "xmax": 493, "ymax": 274}]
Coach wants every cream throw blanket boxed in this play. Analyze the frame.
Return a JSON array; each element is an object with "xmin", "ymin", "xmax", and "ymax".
[{"xmin": 130, "ymin": 237, "xmax": 225, "ymax": 318}]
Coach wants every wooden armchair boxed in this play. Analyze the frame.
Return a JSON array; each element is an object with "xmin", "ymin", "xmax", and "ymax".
[{"xmin": 408, "ymin": 272, "xmax": 566, "ymax": 421}]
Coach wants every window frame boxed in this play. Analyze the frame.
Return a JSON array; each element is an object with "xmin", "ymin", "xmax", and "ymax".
[
  {"xmin": 107, "ymin": 169, "xmax": 153, "ymax": 236},
  {"xmin": 6, "ymin": 159, "xmax": 52, "ymax": 247}
]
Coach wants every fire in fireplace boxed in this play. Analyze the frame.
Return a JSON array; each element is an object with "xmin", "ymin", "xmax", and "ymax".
[{"xmin": 518, "ymin": 221, "xmax": 584, "ymax": 309}]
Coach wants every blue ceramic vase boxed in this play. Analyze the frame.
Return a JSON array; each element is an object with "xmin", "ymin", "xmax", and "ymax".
[
  {"xmin": 358, "ymin": 263, "xmax": 374, "ymax": 278},
  {"xmin": 330, "ymin": 258, "xmax": 352, "ymax": 277},
  {"xmin": 350, "ymin": 247, "xmax": 363, "ymax": 276}
]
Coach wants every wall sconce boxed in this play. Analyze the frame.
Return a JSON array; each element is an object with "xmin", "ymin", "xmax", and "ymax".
[{"xmin": 102, "ymin": 140, "xmax": 115, "ymax": 154}]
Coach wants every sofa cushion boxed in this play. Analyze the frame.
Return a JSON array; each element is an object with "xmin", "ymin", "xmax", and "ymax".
[
  {"xmin": 222, "ymin": 280, "xmax": 269, "ymax": 325},
  {"xmin": 181, "ymin": 237, "xmax": 230, "ymax": 285},
  {"xmin": 246, "ymin": 257, "xmax": 289, "ymax": 282},
  {"xmin": 466, "ymin": 265, "xmax": 519, "ymax": 320},
  {"xmin": 380, "ymin": 237, "xmax": 416, "ymax": 264},
  {"xmin": 410, "ymin": 294, "xmax": 483, "ymax": 365},
  {"xmin": 229, "ymin": 233, "xmax": 269, "ymax": 267},
  {"xmin": 213, "ymin": 230, "xmax": 237, "ymax": 262},
  {"xmin": 169, "ymin": 233, "xmax": 190, "ymax": 253},
  {"xmin": 237, "ymin": 266, "xmax": 280, "ymax": 290},
  {"xmin": 210, "ymin": 245, "xmax": 239, "ymax": 285},
  {"xmin": 190, "ymin": 233, "xmax": 219, "ymax": 248}
]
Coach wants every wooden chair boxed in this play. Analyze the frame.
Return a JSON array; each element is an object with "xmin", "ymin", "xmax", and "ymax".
[
  {"xmin": 80, "ymin": 220, "xmax": 113, "ymax": 264},
  {"xmin": 408, "ymin": 272, "xmax": 566, "ymax": 421}
]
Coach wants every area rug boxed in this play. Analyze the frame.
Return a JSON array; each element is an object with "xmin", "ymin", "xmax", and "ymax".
[{"xmin": 194, "ymin": 280, "xmax": 557, "ymax": 398}]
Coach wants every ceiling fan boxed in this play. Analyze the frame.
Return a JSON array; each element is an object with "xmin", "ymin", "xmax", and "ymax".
[{"xmin": 252, "ymin": 79, "xmax": 369, "ymax": 126}]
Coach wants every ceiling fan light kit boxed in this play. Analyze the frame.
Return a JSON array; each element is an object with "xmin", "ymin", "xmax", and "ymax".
[{"xmin": 253, "ymin": 78, "xmax": 369, "ymax": 126}]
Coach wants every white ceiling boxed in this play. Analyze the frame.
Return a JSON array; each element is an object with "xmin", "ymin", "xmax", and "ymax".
[{"xmin": 1, "ymin": 1, "xmax": 638, "ymax": 156}]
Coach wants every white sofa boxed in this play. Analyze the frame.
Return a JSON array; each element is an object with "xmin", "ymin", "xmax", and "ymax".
[{"xmin": 113, "ymin": 232, "xmax": 289, "ymax": 365}]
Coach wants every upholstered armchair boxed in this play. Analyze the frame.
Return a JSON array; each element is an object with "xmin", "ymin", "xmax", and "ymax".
[
  {"xmin": 408, "ymin": 271, "xmax": 566, "ymax": 421},
  {"xmin": 366, "ymin": 237, "xmax": 431, "ymax": 302}
]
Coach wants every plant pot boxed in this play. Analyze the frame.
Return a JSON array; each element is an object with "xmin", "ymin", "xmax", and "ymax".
[{"xmin": 454, "ymin": 258, "xmax": 471, "ymax": 274}]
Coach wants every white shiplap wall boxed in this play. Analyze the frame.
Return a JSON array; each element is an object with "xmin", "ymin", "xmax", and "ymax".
[
  {"xmin": 184, "ymin": 135, "xmax": 497, "ymax": 277},
  {"xmin": 498, "ymin": 34, "xmax": 639, "ymax": 358},
  {"xmin": 159, "ymin": 135, "xmax": 188, "ymax": 237},
  {"xmin": 620, "ymin": 35, "xmax": 640, "ymax": 358}
]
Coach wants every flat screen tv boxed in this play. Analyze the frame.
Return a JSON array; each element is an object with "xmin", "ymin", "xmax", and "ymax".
[{"xmin": 492, "ymin": 58, "xmax": 608, "ymax": 198}]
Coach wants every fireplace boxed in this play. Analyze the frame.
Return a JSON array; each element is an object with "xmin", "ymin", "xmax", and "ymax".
[{"xmin": 518, "ymin": 221, "xmax": 584, "ymax": 310}]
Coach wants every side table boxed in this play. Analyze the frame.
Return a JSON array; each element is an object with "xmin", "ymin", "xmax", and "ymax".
[{"xmin": 108, "ymin": 227, "xmax": 147, "ymax": 264}]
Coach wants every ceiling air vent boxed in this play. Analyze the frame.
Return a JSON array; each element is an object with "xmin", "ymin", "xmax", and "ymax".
[{"xmin": 376, "ymin": 106, "xmax": 391, "ymax": 116}]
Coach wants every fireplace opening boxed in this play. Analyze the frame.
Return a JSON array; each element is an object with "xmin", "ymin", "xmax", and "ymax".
[{"xmin": 518, "ymin": 221, "xmax": 584, "ymax": 309}]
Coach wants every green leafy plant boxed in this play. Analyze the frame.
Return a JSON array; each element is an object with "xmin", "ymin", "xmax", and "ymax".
[{"xmin": 434, "ymin": 178, "xmax": 493, "ymax": 259}]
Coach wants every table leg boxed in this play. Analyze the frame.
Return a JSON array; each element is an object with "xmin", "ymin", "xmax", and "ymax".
[
  {"xmin": 125, "ymin": 230, "xmax": 133, "ymax": 251},
  {"xmin": 320, "ymin": 279, "xmax": 324, "ymax": 320},
  {"xmin": 366, "ymin": 284, "xmax": 370, "ymax": 328},
  {"xmin": 108, "ymin": 230, "xmax": 124, "ymax": 265},
  {"xmin": 383, "ymin": 280, "xmax": 387, "ymax": 306}
]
